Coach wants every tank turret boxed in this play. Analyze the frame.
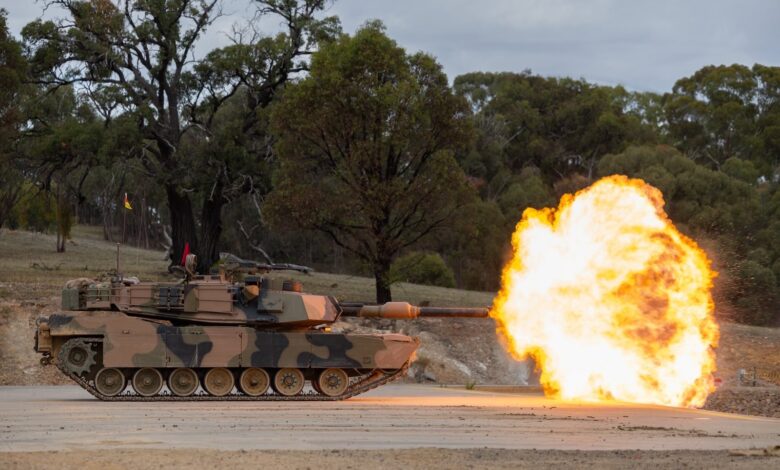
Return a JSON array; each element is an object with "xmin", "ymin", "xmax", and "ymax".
[{"xmin": 34, "ymin": 253, "xmax": 489, "ymax": 401}]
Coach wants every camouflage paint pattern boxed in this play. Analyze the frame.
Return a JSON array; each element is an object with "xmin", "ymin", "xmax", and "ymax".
[
  {"xmin": 37, "ymin": 311, "xmax": 418, "ymax": 370},
  {"xmin": 38, "ymin": 273, "xmax": 485, "ymax": 378}
]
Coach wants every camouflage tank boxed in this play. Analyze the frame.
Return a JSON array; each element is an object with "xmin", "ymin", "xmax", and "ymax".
[{"xmin": 34, "ymin": 254, "xmax": 488, "ymax": 401}]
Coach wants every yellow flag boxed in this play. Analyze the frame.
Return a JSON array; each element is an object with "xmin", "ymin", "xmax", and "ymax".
[{"xmin": 123, "ymin": 193, "xmax": 132, "ymax": 210}]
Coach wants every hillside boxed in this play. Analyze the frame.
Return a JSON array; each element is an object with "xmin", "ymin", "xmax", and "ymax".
[
  {"xmin": 0, "ymin": 225, "xmax": 496, "ymax": 307},
  {"xmin": 0, "ymin": 227, "xmax": 778, "ymax": 416}
]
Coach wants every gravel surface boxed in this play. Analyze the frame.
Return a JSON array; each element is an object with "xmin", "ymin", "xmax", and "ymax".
[
  {"xmin": 2, "ymin": 448, "xmax": 779, "ymax": 469},
  {"xmin": 4, "ymin": 385, "xmax": 779, "ymax": 453},
  {"xmin": 704, "ymin": 387, "xmax": 780, "ymax": 418}
]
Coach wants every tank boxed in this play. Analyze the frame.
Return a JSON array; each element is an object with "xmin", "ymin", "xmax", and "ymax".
[{"xmin": 34, "ymin": 253, "xmax": 488, "ymax": 401}]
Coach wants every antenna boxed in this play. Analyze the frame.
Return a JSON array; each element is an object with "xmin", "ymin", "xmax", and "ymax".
[{"xmin": 116, "ymin": 243, "xmax": 121, "ymax": 279}]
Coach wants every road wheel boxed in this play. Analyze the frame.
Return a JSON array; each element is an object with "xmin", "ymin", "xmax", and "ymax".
[
  {"xmin": 94, "ymin": 367, "xmax": 125, "ymax": 397},
  {"xmin": 168, "ymin": 368, "xmax": 199, "ymax": 397},
  {"xmin": 239, "ymin": 368, "xmax": 270, "ymax": 396},
  {"xmin": 316, "ymin": 368, "xmax": 349, "ymax": 397},
  {"xmin": 203, "ymin": 368, "xmax": 234, "ymax": 397},
  {"xmin": 132, "ymin": 368, "xmax": 163, "ymax": 397},
  {"xmin": 272, "ymin": 368, "xmax": 305, "ymax": 396}
]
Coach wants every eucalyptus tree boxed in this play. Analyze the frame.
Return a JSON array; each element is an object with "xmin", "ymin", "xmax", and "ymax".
[
  {"xmin": 23, "ymin": 0, "xmax": 338, "ymax": 269},
  {"xmin": 267, "ymin": 23, "xmax": 474, "ymax": 302}
]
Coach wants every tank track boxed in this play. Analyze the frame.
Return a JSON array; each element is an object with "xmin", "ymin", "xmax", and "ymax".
[{"xmin": 57, "ymin": 338, "xmax": 409, "ymax": 401}]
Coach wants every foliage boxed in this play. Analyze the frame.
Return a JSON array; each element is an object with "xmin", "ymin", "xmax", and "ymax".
[
  {"xmin": 0, "ymin": 9, "xmax": 27, "ymax": 229},
  {"xmin": 390, "ymin": 252, "xmax": 456, "ymax": 288},
  {"xmin": 663, "ymin": 64, "xmax": 780, "ymax": 176},
  {"xmin": 454, "ymin": 71, "xmax": 657, "ymax": 186},
  {"xmin": 266, "ymin": 22, "xmax": 474, "ymax": 302},
  {"xmin": 598, "ymin": 145, "xmax": 761, "ymax": 235},
  {"xmin": 22, "ymin": 0, "xmax": 338, "ymax": 269},
  {"xmin": 9, "ymin": 184, "xmax": 57, "ymax": 233}
]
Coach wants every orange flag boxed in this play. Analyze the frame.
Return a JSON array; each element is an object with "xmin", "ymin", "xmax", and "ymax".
[{"xmin": 123, "ymin": 193, "xmax": 132, "ymax": 210}]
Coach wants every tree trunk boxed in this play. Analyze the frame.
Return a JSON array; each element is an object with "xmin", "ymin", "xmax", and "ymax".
[
  {"xmin": 198, "ymin": 186, "xmax": 226, "ymax": 273},
  {"xmin": 166, "ymin": 184, "xmax": 199, "ymax": 271},
  {"xmin": 0, "ymin": 182, "xmax": 22, "ymax": 230},
  {"xmin": 374, "ymin": 257, "xmax": 393, "ymax": 303}
]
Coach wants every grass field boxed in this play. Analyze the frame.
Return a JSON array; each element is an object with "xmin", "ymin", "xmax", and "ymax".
[
  {"xmin": 0, "ymin": 225, "xmax": 495, "ymax": 307},
  {"xmin": 0, "ymin": 226, "xmax": 171, "ymax": 304}
]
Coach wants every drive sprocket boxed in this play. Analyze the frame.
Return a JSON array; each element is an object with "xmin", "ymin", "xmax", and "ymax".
[{"xmin": 58, "ymin": 338, "xmax": 98, "ymax": 377}]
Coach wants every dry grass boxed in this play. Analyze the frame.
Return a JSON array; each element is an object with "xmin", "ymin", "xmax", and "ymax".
[
  {"xmin": 266, "ymin": 270, "xmax": 494, "ymax": 307},
  {"xmin": 0, "ymin": 226, "xmax": 495, "ymax": 307},
  {"xmin": 0, "ymin": 226, "xmax": 172, "ymax": 303}
]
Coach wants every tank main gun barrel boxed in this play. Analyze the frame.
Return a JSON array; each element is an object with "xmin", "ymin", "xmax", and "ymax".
[{"xmin": 339, "ymin": 302, "xmax": 489, "ymax": 319}]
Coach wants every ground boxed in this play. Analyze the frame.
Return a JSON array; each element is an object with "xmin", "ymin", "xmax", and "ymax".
[
  {"xmin": 1, "ymin": 385, "xmax": 778, "ymax": 469},
  {"xmin": 3, "ymin": 448, "xmax": 778, "ymax": 469}
]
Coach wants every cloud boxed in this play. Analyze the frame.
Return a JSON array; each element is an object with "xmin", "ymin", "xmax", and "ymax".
[
  {"xmin": 3, "ymin": 0, "xmax": 778, "ymax": 92},
  {"xmin": 327, "ymin": 0, "xmax": 780, "ymax": 91}
]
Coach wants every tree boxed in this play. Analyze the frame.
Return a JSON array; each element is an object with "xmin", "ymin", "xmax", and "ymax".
[
  {"xmin": 0, "ymin": 9, "xmax": 27, "ymax": 229},
  {"xmin": 452, "ymin": 71, "xmax": 656, "ymax": 217},
  {"xmin": 663, "ymin": 64, "xmax": 780, "ymax": 177},
  {"xmin": 22, "ymin": 0, "xmax": 337, "ymax": 270},
  {"xmin": 266, "ymin": 22, "xmax": 474, "ymax": 302}
]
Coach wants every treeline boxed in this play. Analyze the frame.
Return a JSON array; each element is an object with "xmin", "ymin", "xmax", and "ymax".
[{"xmin": 0, "ymin": 2, "xmax": 778, "ymax": 325}]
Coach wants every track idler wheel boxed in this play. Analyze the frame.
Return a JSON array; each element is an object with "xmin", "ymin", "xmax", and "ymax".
[
  {"xmin": 203, "ymin": 368, "xmax": 234, "ymax": 397},
  {"xmin": 58, "ymin": 338, "xmax": 98, "ymax": 377},
  {"xmin": 316, "ymin": 368, "xmax": 349, "ymax": 397},
  {"xmin": 239, "ymin": 368, "xmax": 270, "ymax": 396},
  {"xmin": 95, "ymin": 367, "xmax": 125, "ymax": 397},
  {"xmin": 272, "ymin": 368, "xmax": 305, "ymax": 396},
  {"xmin": 168, "ymin": 368, "xmax": 199, "ymax": 397},
  {"xmin": 132, "ymin": 368, "xmax": 163, "ymax": 397}
]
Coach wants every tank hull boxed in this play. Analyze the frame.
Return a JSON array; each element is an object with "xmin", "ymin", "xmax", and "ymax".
[{"xmin": 35, "ymin": 311, "xmax": 417, "ymax": 400}]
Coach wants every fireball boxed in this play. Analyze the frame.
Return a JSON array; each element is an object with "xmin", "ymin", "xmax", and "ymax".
[{"xmin": 491, "ymin": 175, "xmax": 719, "ymax": 407}]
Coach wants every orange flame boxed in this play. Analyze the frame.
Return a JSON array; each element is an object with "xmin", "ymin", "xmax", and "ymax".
[{"xmin": 491, "ymin": 175, "xmax": 719, "ymax": 407}]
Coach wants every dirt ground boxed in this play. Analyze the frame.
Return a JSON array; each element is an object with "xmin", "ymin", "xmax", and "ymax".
[
  {"xmin": 2, "ymin": 448, "xmax": 778, "ymax": 470},
  {"xmin": 8, "ymin": 384, "xmax": 780, "ymax": 451}
]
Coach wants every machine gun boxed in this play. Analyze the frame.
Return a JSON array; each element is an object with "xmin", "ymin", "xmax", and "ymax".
[{"xmin": 217, "ymin": 252, "xmax": 312, "ymax": 280}]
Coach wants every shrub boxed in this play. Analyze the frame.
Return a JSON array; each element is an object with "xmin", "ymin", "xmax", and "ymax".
[
  {"xmin": 10, "ymin": 185, "xmax": 56, "ymax": 232},
  {"xmin": 390, "ymin": 252, "xmax": 456, "ymax": 288}
]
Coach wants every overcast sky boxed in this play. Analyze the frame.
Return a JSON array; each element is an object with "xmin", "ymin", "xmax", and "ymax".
[{"xmin": 3, "ymin": 0, "xmax": 778, "ymax": 92}]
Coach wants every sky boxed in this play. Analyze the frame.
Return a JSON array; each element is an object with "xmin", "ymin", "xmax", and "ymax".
[{"xmin": 3, "ymin": 0, "xmax": 778, "ymax": 92}]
